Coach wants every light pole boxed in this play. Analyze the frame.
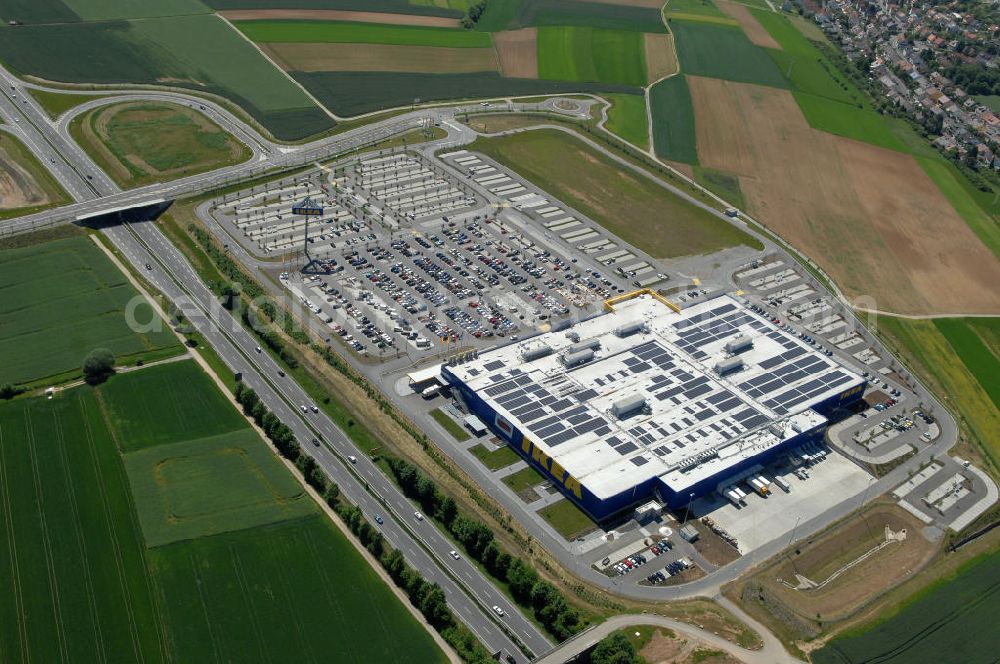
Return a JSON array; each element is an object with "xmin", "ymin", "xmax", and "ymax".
[{"xmin": 683, "ymin": 492, "xmax": 695, "ymax": 524}]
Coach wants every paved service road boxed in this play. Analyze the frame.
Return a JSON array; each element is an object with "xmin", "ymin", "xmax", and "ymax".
[{"xmin": 0, "ymin": 69, "xmax": 553, "ymax": 660}]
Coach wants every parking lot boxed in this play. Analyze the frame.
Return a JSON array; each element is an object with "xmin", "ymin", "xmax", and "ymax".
[{"xmin": 209, "ymin": 146, "xmax": 674, "ymax": 362}]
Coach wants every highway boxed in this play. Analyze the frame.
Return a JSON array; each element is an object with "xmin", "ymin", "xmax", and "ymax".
[
  {"xmin": 0, "ymin": 67, "xmax": 554, "ymax": 660},
  {"xmin": 112, "ymin": 219, "xmax": 551, "ymax": 658}
]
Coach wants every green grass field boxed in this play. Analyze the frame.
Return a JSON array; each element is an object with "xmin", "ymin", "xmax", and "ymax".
[
  {"xmin": 877, "ymin": 315, "xmax": 1000, "ymax": 467},
  {"xmin": 96, "ymin": 359, "xmax": 248, "ymax": 451},
  {"xmin": 603, "ymin": 92, "xmax": 649, "ymax": 148},
  {"xmin": 649, "ymin": 74, "xmax": 698, "ymax": 163},
  {"xmin": 814, "ymin": 547, "xmax": 1000, "ymax": 664},
  {"xmin": 470, "ymin": 442, "xmax": 521, "ymax": 470},
  {"xmin": 0, "ymin": 236, "xmax": 181, "ymax": 386},
  {"xmin": 0, "ymin": 372, "xmax": 446, "ymax": 662},
  {"xmin": 149, "ymin": 515, "xmax": 447, "ymax": 663},
  {"xmin": 975, "ymin": 95, "xmax": 1000, "ymax": 114},
  {"xmin": 61, "ymin": 0, "xmax": 211, "ymax": 20},
  {"xmin": 694, "ymin": 165, "xmax": 745, "ymax": 208},
  {"xmin": 204, "ymin": 0, "xmax": 461, "ymax": 17},
  {"xmin": 72, "ymin": 101, "xmax": 251, "ymax": 188},
  {"xmin": 751, "ymin": 8, "xmax": 862, "ymax": 105},
  {"xmin": 0, "ymin": 130, "xmax": 71, "ymax": 220},
  {"xmin": 793, "ymin": 92, "xmax": 909, "ymax": 152},
  {"xmin": 502, "ymin": 465, "xmax": 546, "ymax": 493},
  {"xmin": 295, "ymin": 70, "xmax": 641, "ymax": 116},
  {"xmin": 470, "ymin": 129, "xmax": 758, "ymax": 257},
  {"xmin": 933, "ymin": 319, "xmax": 1000, "ymax": 410},
  {"xmin": 539, "ymin": 498, "xmax": 595, "ymax": 539},
  {"xmin": 26, "ymin": 88, "xmax": 108, "ymax": 119},
  {"xmin": 235, "ymin": 19, "xmax": 493, "ymax": 47},
  {"xmin": 537, "ymin": 26, "xmax": 648, "ymax": 87},
  {"xmin": 496, "ymin": 0, "xmax": 666, "ymax": 32},
  {"xmin": 669, "ymin": 20, "xmax": 788, "ymax": 88},
  {"xmin": 430, "ymin": 407, "xmax": 471, "ymax": 441},
  {"xmin": 0, "ymin": 15, "xmax": 334, "ymax": 141},
  {"xmin": 125, "ymin": 429, "xmax": 315, "ymax": 546},
  {"xmin": 0, "ymin": 388, "xmax": 169, "ymax": 663},
  {"xmin": 665, "ymin": 0, "xmax": 728, "ymax": 19}
]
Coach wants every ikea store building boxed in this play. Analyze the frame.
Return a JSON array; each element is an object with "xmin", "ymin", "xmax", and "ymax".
[{"xmin": 442, "ymin": 293, "xmax": 866, "ymax": 521}]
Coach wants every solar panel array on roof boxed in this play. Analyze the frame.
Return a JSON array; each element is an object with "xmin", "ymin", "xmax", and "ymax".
[{"xmin": 445, "ymin": 293, "xmax": 864, "ymax": 503}]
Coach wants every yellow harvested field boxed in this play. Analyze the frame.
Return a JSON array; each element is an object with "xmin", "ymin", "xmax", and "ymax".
[
  {"xmin": 689, "ymin": 76, "xmax": 1000, "ymax": 315},
  {"xmin": 261, "ymin": 42, "xmax": 498, "ymax": 74},
  {"xmin": 644, "ymin": 32, "xmax": 678, "ymax": 82},
  {"xmin": 495, "ymin": 28, "xmax": 539, "ymax": 79},
  {"xmin": 717, "ymin": 0, "xmax": 781, "ymax": 49},
  {"xmin": 219, "ymin": 9, "xmax": 459, "ymax": 27}
]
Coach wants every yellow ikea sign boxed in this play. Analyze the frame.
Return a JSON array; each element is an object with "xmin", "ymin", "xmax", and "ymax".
[
  {"xmin": 839, "ymin": 384, "xmax": 864, "ymax": 400},
  {"xmin": 521, "ymin": 437, "xmax": 582, "ymax": 499}
]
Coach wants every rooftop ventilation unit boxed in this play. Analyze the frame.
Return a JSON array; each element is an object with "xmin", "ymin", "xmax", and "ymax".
[
  {"xmin": 561, "ymin": 348, "xmax": 594, "ymax": 368},
  {"xmin": 614, "ymin": 321, "xmax": 645, "ymax": 338},
  {"xmin": 714, "ymin": 356, "xmax": 744, "ymax": 375},
  {"xmin": 725, "ymin": 335, "xmax": 753, "ymax": 354},
  {"xmin": 521, "ymin": 345, "xmax": 552, "ymax": 362},
  {"xmin": 611, "ymin": 394, "xmax": 646, "ymax": 419},
  {"xmin": 566, "ymin": 338, "xmax": 601, "ymax": 354}
]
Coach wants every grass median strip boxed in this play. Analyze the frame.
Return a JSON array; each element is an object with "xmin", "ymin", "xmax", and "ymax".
[
  {"xmin": 470, "ymin": 443, "xmax": 521, "ymax": 470},
  {"xmin": 431, "ymin": 407, "xmax": 471, "ymax": 441}
]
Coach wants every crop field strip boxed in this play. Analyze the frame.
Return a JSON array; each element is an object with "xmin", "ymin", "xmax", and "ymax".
[
  {"xmin": 262, "ymin": 41, "xmax": 499, "ymax": 74},
  {"xmin": 468, "ymin": 129, "xmax": 760, "ymax": 259},
  {"xmin": 0, "ymin": 236, "xmax": 180, "ymax": 385},
  {"xmin": 203, "ymin": 0, "xmax": 462, "ymax": 18},
  {"xmin": 0, "ymin": 361, "xmax": 446, "ymax": 662},
  {"xmin": 295, "ymin": 70, "xmax": 642, "ymax": 116},
  {"xmin": 537, "ymin": 26, "xmax": 648, "ymax": 86},
  {"xmin": 688, "ymin": 75, "xmax": 1000, "ymax": 315},
  {"xmin": 603, "ymin": 92, "xmax": 650, "ymax": 148},
  {"xmin": 814, "ymin": 547, "xmax": 1000, "ymax": 664},
  {"xmin": 235, "ymin": 19, "xmax": 493, "ymax": 46},
  {"xmin": 649, "ymin": 74, "xmax": 698, "ymax": 163},
  {"xmin": 878, "ymin": 315, "xmax": 1000, "ymax": 466},
  {"xmin": 0, "ymin": 13, "xmax": 334, "ymax": 140},
  {"xmin": 932, "ymin": 319, "xmax": 1000, "ymax": 410}
]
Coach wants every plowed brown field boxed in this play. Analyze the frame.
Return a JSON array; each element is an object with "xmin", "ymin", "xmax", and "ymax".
[
  {"xmin": 220, "ymin": 9, "xmax": 459, "ymax": 27},
  {"xmin": 690, "ymin": 76, "xmax": 1000, "ymax": 315},
  {"xmin": 261, "ymin": 42, "xmax": 498, "ymax": 74},
  {"xmin": 717, "ymin": 0, "xmax": 781, "ymax": 49},
  {"xmin": 495, "ymin": 28, "xmax": 539, "ymax": 79}
]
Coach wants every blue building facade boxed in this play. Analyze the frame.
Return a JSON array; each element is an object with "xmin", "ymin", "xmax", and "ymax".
[{"xmin": 444, "ymin": 364, "xmax": 866, "ymax": 521}]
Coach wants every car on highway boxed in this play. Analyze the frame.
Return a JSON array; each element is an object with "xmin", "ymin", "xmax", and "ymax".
[
  {"xmin": 492, "ymin": 605, "xmax": 505, "ymax": 617},
  {"xmin": 255, "ymin": 346, "xmax": 261, "ymax": 353},
  {"xmin": 145, "ymin": 263, "xmax": 152, "ymax": 270},
  {"xmin": 449, "ymin": 550, "xmax": 460, "ymax": 560},
  {"xmin": 348, "ymin": 455, "xmax": 357, "ymax": 464},
  {"xmin": 310, "ymin": 404, "xmax": 319, "ymax": 413},
  {"xmin": 374, "ymin": 514, "xmax": 384, "ymax": 525},
  {"xmin": 300, "ymin": 404, "xmax": 308, "ymax": 413},
  {"xmin": 414, "ymin": 511, "xmax": 424, "ymax": 521},
  {"xmin": 311, "ymin": 438, "xmax": 320, "ymax": 447}
]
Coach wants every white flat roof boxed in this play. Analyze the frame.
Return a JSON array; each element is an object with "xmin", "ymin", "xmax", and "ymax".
[{"xmin": 449, "ymin": 294, "xmax": 864, "ymax": 499}]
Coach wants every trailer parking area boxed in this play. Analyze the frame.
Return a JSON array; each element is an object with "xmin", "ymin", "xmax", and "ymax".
[{"xmin": 693, "ymin": 450, "xmax": 874, "ymax": 554}]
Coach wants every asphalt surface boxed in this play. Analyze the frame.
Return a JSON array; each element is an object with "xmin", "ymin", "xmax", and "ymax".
[
  {"xmin": 0, "ymin": 63, "xmax": 978, "ymax": 662},
  {"xmin": 0, "ymin": 70, "xmax": 555, "ymax": 660}
]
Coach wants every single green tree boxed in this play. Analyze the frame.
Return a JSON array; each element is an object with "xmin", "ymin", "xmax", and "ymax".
[{"xmin": 82, "ymin": 348, "xmax": 116, "ymax": 385}]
